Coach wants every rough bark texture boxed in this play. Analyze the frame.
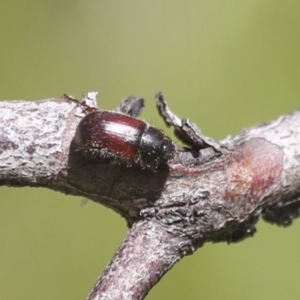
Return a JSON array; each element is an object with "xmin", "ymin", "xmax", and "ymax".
[{"xmin": 1, "ymin": 93, "xmax": 300, "ymax": 299}]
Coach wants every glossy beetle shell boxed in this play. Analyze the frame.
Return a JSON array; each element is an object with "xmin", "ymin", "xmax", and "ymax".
[{"xmin": 74, "ymin": 111, "xmax": 174, "ymax": 169}]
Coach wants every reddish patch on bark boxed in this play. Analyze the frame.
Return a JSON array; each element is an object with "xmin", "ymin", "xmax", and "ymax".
[{"xmin": 224, "ymin": 138, "xmax": 283, "ymax": 203}]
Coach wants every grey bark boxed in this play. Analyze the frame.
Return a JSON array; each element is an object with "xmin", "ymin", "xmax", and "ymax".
[{"xmin": 1, "ymin": 94, "xmax": 299, "ymax": 300}]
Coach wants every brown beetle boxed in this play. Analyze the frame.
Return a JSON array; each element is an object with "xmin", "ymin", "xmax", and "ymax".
[{"xmin": 74, "ymin": 111, "xmax": 174, "ymax": 169}]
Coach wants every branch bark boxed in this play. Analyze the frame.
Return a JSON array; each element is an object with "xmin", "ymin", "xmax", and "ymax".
[{"xmin": 1, "ymin": 93, "xmax": 300, "ymax": 299}]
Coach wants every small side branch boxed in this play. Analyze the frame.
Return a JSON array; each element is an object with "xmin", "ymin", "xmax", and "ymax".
[{"xmin": 87, "ymin": 220, "xmax": 181, "ymax": 300}]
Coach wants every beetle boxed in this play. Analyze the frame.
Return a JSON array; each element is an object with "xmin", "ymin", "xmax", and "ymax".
[{"xmin": 74, "ymin": 111, "xmax": 175, "ymax": 169}]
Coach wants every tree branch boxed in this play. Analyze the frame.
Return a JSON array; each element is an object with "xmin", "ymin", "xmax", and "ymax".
[
  {"xmin": 0, "ymin": 97, "xmax": 76, "ymax": 191},
  {"xmin": 87, "ymin": 220, "xmax": 181, "ymax": 300},
  {"xmin": 1, "ymin": 93, "xmax": 300, "ymax": 299}
]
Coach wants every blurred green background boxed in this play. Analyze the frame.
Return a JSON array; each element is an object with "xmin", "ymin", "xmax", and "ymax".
[{"xmin": 1, "ymin": 1, "xmax": 300, "ymax": 299}]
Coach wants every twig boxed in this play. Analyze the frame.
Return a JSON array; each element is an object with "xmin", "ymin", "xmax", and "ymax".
[{"xmin": 1, "ymin": 93, "xmax": 300, "ymax": 299}]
